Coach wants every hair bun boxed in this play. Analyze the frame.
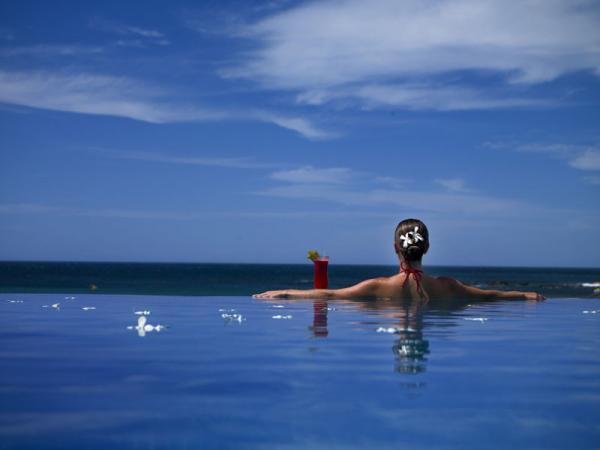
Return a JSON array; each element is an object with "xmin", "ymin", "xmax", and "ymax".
[
  {"xmin": 395, "ymin": 219, "xmax": 429, "ymax": 262},
  {"xmin": 406, "ymin": 245, "xmax": 423, "ymax": 260}
]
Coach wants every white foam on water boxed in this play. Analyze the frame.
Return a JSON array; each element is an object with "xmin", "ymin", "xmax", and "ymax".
[
  {"xmin": 464, "ymin": 317, "xmax": 488, "ymax": 322},
  {"xmin": 128, "ymin": 315, "xmax": 167, "ymax": 336},
  {"xmin": 7, "ymin": 300, "xmax": 24, "ymax": 303},
  {"xmin": 82, "ymin": 306, "xmax": 96, "ymax": 311},
  {"xmin": 376, "ymin": 327, "xmax": 401, "ymax": 334},
  {"xmin": 134, "ymin": 310, "xmax": 151, "ymax": 316},
  {"xmin": 221, "ymin": 313, "xmax": 244, "ymax": 323},
  {"xmin": 581, "ymin": 283, "xmax": 600, "ymax": 288},
  {"xmin": 272, "ymin": 305, "xmax": 285, "ymax": 308},
  {"xmin": 582, "ymin": 310, "xmax": 599, "ymax": 314},
  {"xmin": 272, "ymin": 315, "xmax": 293, "ymax": 320}
]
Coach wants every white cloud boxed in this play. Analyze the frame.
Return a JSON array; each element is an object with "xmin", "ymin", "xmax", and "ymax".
[
  {"xmin": 261, "ymin": 168, "xmax": 520, "ymax": 216},
  {"xmin": 0, "ymin": 70, "xmax": 332, "ymax": 139},
  {"xmin": 225, "ymin": 0, "xmax": 600, "ymax": 110},
  {"xmin": 435, "ymin": 178, "xmax": 470, "ymax": 192},
  {"xmin": 122, "ymin": 26, "xmax": 165, "ymax": 39},
  {"xmin": 258, "ymin": 165, "xmax": 585, "ymax": 219},
  {"xmin": 0, "ymin": 44, "xmax": 105, "ymax": 57},
  {"xmin": 374, "ymin": 176, "xmax": 411, "ymax": 188},
  {"xmin": 297, "ymin": 83, "xmax": 549, "ymax": 110},
  {"xmin": 107, "ymin": 150, "xmax": 275, "ymax": 169},
  {"xmin": 494, "ymin": 142, "xmax": 600, "ymax": 172},
  {"xmin": 511, "ymin": 143, "xmax": 580, "ymax": 158},
  {"xmin": 569, "ymin": 150, "xmax": 600, "ymax": 171},
  {"xmin": 253, "ymin": 111, "xmax": 338, "ymax": 140},
  {"xmin": 259, "ymin": 183, "xmax": 521, "ymax": 216},
  {"xmin": 90, "ymin": 18, "xmax": 168, "ymax": 45},
  {"xmin": 0, "ymin": 70, "xmax": 219, "ymax": 123},
  {"xmin": 270, "ymin": 166, "xmax": 355, "ymax": 184}
]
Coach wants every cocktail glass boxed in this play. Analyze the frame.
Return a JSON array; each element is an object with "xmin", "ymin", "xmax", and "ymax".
[{"xmin": 313, "ymin": 257, "xmax": 329, "ymax": 289}]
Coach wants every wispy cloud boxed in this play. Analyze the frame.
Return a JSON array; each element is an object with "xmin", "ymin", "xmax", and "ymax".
[
  {"xmin": 261, "ymin": 166, "xmax": 521, "ymax": 216},
  {"xmin": 0, "ymin": 70, "xmax": 333, "ymax": 139},
  {"xmin": 252, "ymin": 111, "xmax": 338, "ymax": 140},
  {"xmin": 434, "ymin": 178, "xmax": 470, "ymax": 193},
  {"xmin": 90, "ymin": 18, "xmax": 169, "ymax": 46},
  {"xmin": 224, "ymin": 0, "xmax": 600, "ymax": 110},
  {"xmin": 0, "ymin": 70, "xmax": 220, "ymax": 123},
  {"xmin": 262, "ymin": 166, "xmax": 516, "ymax": 217},
  {"xmin": 120, "ymin": 26, "xmax": 165, "ymax": 39},
  {"xmin": 569, "ymin": 150, "xmax": 600, "ymax": 171},
  {"xmin": 489, "ymin": 142, "xmax": 600, "ymax": 172},
  {"xmin": 106, "ymin": 150, "xmax": 275, "ymax": 169},
  {"xmin": 0, "ymin": 203, "xmax": 389, "ymax": 221},
  {"xmin": 270, "ymin": 166, "xmax": 354, "ymax": 184},
  {"xmin": 297, "ymin": 83, "xmax": 549, "ymax": 111},
  {"xmin": 0, "ymin": 44, "xmax": 105, "ymax": 58},
  {"xmin": 374, "ymin": 176, "xmax": 411, "ymax": 188},
  {"xmin": 182, "ymin": 1, "xmax": 295, "ymax": 36},
  {"xmin": 259, "ymin": 183, "xmax": 522, "ymax": 216}
]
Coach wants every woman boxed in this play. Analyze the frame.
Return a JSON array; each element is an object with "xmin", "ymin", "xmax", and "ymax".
[{"xmin": 254, "ymin": 218, "xmax": 545, "ymax": 301}]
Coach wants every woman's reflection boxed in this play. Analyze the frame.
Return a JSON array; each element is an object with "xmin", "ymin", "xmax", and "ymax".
[{"xmin": 389, "ymin": 301, "xmax": 429, "ymax": 374}]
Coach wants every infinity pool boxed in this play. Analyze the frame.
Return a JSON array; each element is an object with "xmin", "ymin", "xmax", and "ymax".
[{"xmin": 1, "ymin": 293, "xmax": 599, "ymax": 449}]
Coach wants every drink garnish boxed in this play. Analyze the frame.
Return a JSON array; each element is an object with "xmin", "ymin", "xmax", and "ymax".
[{"xmin": 307, "ymin": 250, "xmax": 321, "ymax": 261}]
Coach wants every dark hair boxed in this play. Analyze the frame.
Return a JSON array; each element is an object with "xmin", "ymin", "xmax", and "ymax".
[{"xmin": 394, "ymin": 218, "xmax": 429, "ymax": 262}]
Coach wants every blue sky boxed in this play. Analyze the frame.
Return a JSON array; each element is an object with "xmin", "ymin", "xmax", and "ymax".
[{"xmin": 1, "ymin": 0, "xmax": 599, "ymax": 267}]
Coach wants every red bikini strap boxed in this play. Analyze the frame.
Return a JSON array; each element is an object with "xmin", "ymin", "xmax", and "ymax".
[{"xmin": 400, "ymin": 261, "xmax": 423, "ymax": 292}]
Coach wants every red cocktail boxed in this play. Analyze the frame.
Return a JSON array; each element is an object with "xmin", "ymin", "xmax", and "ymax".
[{"xmin": 313, "ymin": 257, "xmax": 329, "ymax": 289}]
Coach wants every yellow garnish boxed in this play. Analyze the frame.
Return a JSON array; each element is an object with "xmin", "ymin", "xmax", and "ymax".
[{"xmin": 307, "ymin": 250, "xmax": 321, "ymax": 261}]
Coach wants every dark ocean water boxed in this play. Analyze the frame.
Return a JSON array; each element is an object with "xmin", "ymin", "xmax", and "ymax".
[{"xmin": 1, "ymin": 261, "xmax": 599, "ymax": 297}]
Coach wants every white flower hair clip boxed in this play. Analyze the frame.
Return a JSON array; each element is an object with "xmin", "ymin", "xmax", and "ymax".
[{"xmin": 400, "ymin": 226, "xmax": 424, "ymax": 248}]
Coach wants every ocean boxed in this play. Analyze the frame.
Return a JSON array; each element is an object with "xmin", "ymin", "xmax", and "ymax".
[
  {"xmin": 1, "ymin": 261, "xmax": 599, "ymax": 297},
  {"xmin": 1, "ymin": 262, "xmax": 599, "ymax": 449}
]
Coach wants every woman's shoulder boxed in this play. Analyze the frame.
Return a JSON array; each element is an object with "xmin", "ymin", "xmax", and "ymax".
[
  {"xmin": 432, "ymin": 276, "xmax": 460, "ymax": 285},
  {"xmin": 423, "ymin": 275, "xmax": 463, "ymax": 296}
]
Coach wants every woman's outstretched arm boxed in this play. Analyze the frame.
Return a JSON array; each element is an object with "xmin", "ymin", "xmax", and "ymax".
[
  {"xmin": 254, "ymin": 279, "xmax": 381, "ymax": 300},
  {"xmin": 445, "ymin": 278, "xmax": 545, "ymax": 301}
]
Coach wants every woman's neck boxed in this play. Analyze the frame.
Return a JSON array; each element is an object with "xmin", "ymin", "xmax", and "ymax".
[{"xmin": 399, "ymin": 259, "xmax": 422, "ymax": 271}]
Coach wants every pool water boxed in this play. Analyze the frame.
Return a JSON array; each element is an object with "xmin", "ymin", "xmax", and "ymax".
[{"xmin": 1, "ymin": 293, "xmax": 599, "ymax": 449}]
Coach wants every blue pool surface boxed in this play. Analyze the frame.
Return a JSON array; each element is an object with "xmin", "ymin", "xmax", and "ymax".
[{"xmin": 1, "ymin": 293, "xmax": 599, "ymax": 449}]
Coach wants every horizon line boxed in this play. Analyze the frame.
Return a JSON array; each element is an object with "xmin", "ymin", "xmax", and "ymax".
[{"xmin": 0, "ymin": 259, "xmax": 598, "ymax": 270}]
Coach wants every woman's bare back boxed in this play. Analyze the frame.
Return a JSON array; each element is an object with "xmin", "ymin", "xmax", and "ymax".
[{"xmin": 372, "ymin": 273, "xmax": 456, "ymax": 300}]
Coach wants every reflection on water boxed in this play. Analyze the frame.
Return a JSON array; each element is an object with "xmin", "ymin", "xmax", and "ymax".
[
  {"xmin": 309, "ymin": 297, "xmax": 432, "ymax": 373},
  {"xmin": 310, "ymin": 300, "xmax": 329, "ymax": 337},
  {"xmin": 386, "ymin": 302, "xmax": 430, "ymax": 374},
  {"xmin": 392, "ymin": 331, "xmax": 430, "ymax": 374}
]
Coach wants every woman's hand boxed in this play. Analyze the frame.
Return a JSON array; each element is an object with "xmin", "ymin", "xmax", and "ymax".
[
  {"xmin": 253, "ymin": 290, "xmax": 291, "ymax": 299},
  {"xmin": 524, "ymin": 292, "xmax": 545, "ymax": 301}
]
